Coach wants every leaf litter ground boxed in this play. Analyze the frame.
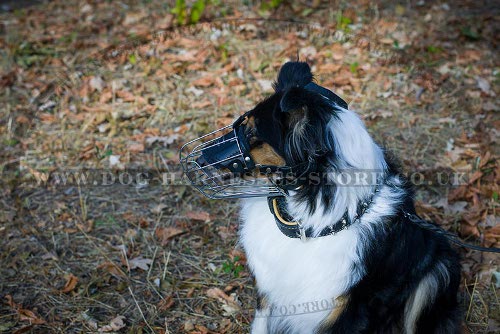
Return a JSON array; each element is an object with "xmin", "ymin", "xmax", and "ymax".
[{"xmin": 0, "ymin": 1, "xmax": 498, "ymax": 333}]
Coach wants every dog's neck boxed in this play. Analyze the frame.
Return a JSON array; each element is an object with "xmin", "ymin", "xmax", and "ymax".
[
  {"xmin": 268, "ymin": 174, "xmax": 384, "ymax": 239},
  {"xmin": 286, "ymin": 108, "xmax": 388, "ymax": 233}
]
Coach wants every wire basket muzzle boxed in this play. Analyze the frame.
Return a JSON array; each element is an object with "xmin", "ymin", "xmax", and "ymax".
[{"xmin": 179, "ymin": 125, "xmax": 286, "ymax": 199}]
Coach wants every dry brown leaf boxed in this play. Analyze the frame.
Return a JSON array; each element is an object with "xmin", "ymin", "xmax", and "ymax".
[
  {"xmin": 5, "ymin": 295, "xmax": 46, "ymax": 325},
  {"xmin": 155, "ymin": 227, "xmax": 185, "ymax": 245},
  {"xmin": 192, "ymin": 100, "xmax": 212, "ymax": 109},
  {"xmin": 151, "ymin": 203, "xmax": 168, "ymax": 214},
  {"xmin": 332, "ymin": 69, "xmax": 352, "ymax": 86},
  {"xmin": 99, "ymin": 90, "xmax": 113, "ymax": 103},
  {"xmin": 128, "ymin": 257, "xmax": 152, "ymax": 271},
  {"xmin": 116, "ymin": 90, "xmax": 146, "ymax": 103},
  {"xmin": 460, "ymin": 223, "xmax": 480, "ymax": 238},
  {"xmin": 206, "ymin": 287, "xmax": 230, "ymax": 301},
  {"xmin": 216, "ymin": 117, "xmax": 234, "ymax": 128},
  {"xmin": 97, "ymin": 261, "xmax": 127, "ymax": 278},
  {"xmin": 16, "ymin": 115, "xmax": 30, "ymax": 124},
  {"xmin": 128, "ymin": 142, "xmax": 144, "ymax": 153},
  {"xmin": 193, "ymin": 76, "xmax": 214, "ymax": 87},
  {"xmin": 484, "ymin": 225, "xmax": 500, "ymax": 245},
  {"xmin": 39, "ymin": 113, "xmax": 56, "ymax": 123},
  {"xmin": 318, "ymin": 63, "xmax": 342, "ymax": 73},
  {"xmin": 157, "ymin": 295, "xmax": 175, "ymax": 311},
  {"xmin": 98, "ymin": 315, "xmax": 126, "ymax": 332},
  {"xmin": 186, "ymin": 211, "xmax": 211, "ymax": 222},
  {"xmin": 61, "ymin": 273, "xmax": 78, "ymax": 293},
  {"xmin": 217, "ymin": 226, "xmax": 233, "ymax": 240},
  {"xmin": 468, "ymin": 171, "xmax": 483, "ymax": 184},
  {"xmin": 192, "ymin": 325, "xmax": 209, "ymax": 334},
  {"xmin": 175, "ymin": 124, "xmax": 189, "ymax": 134},
  {"xmin": 206, "ymin": 287, "xmax": 241, "ymax": 316}
]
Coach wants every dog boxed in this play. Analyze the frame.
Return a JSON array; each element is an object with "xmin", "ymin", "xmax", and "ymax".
[{"xmin": 182, "ymin": 61, "xmax": 461, "ymax": 333}]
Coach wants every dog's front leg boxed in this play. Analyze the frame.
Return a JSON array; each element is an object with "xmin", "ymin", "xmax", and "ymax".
[
  {"xmin": 251, "ymin": 294, "xmax": 269, "ymax": 334},
  {"xmin": 251, "ymin": 309, "xmax": 269, "ymax": 334}
]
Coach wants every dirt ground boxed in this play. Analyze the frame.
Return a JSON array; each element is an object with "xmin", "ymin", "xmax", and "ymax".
[{"xmin": 0, "ymin": 1, "xmax": 498, "ymax": 333}]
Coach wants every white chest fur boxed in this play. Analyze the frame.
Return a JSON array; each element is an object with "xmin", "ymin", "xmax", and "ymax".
[{"xmin": 239, "ymin": 198, "xmax": 365, "ymax": 334}]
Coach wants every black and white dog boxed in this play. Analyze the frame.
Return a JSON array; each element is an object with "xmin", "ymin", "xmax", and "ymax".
[
  {"xmin": 183, "ymin": 61, "xmax": 460, "ymax": 333},
  {"xmin": 237, "ymin": 62, "xmax": 460, "ymax": 334}
]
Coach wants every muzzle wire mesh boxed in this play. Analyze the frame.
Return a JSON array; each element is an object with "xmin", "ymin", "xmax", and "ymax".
[{"xmin": 179, "ymin": 124, "xmax": 286, "ymax": 199}]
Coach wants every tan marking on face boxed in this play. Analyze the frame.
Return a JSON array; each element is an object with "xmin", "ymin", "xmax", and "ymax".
[
  {"xmin": 249, "ymin": 143, "xmax": 285, "ymax": 166},
  {"xmin": 246, "ymin": 115, "xmax": 256, "ymax": 129},
  {"xmin": 318, "ymin": 295, "xmax": 349, "ymax": 330}
]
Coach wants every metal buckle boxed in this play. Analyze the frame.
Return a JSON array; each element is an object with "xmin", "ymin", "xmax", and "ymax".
[{"xmin": 298, "ymin": 222, "xmax": 307, "ymax": 242}]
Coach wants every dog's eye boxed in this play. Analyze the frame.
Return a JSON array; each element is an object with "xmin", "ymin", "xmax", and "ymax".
[{"xmin": 246, "ymin": 128, "xmax": 257, "ymax": 139}]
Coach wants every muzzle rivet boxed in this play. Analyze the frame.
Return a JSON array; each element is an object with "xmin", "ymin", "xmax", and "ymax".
[
  {"xmin": 266, "ymin": 167, "xmax": 272, "ymax": 174},
  {"xmin": 232, "ymin": 162, "xmax": 239, "ymax": 169},
  {"xmin": 245, "ymin": 156, "xmax": 251, "ymax": 162}
]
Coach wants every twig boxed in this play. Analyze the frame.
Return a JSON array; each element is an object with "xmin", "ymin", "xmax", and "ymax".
[
  {"xmin": 147, "ymin": 246, "xmax": 158, "ymax": 280},
  {"xmin": 128, "ymin": 286, "xmax": 156, "ymax": 333},
  {"xmin": 466, "ymin": 276, "xmax": 478, "ymax": 321},
  {"xmin": 162, "ymin": 251, "xmax": 171, "ymax": 281}
]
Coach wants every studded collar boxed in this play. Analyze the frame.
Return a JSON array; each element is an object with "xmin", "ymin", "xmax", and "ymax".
[{"xmin": 267, "ymin": 180, "xmax": 383, "ymax": 241}]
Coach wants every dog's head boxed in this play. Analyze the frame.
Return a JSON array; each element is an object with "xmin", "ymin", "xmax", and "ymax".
[
  {"xmin": 239, "ymin": 61, "xmax": 344, "ymax": 178},
  {"xmin": 181, "ymin": 61, "xmax": 359, "ymax": 199}
]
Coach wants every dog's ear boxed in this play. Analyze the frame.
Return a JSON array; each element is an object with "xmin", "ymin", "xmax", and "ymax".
[
  {"xmin": 273, "ymin": 61, "xmax": 313, "ymax": 92},
  {"xmin": 280, "ymin": 86, "xmax": 308, "ymax": 114},
  {"xmin": 279, "ymin": 87, "xmax": 313, "ymax": 138},
  {"xmin": 280, "ymin": 86, "xmax": 334, "ymax": 163}
]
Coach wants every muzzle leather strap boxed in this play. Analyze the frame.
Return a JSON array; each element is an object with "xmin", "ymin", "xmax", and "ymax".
[{"xmin": 304, "ymin": 82, "xmax": 348, "ymax": 109}]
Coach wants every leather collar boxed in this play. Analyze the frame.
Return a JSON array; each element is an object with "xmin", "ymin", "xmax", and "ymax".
[{"xmin": 267, "ymin": 181, "xmax": 383, "ymax": 241}]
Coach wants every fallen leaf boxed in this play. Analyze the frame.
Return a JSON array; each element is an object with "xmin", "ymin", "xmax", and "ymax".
[
  {"xmin": 5, "ymin": 295, "xmax": 46, "ymax": 325},
  {"xmin": 206, "ymin": 287, "xmax": 229, "ymax": 300},
  {"xmin": 257, "ymin": 79, "xmax": 273, "ymax": 91},
  {"xmin": 155, "ymin": 227, "xmax": 185, "ymax": 245},
  {"xmin": 216, "ymin": 116, "xmax": 234, "ymax": 127},
  {"xmin": 460, "ymin": 223, "xmax": 480, "ymax": 238},
  {"xmin": 128, "ymin": 257, "xmax": 153, "ymax": 271},
  {"xmin": 186, "ymin": 211, "xmax": 211, "ymax": 222},
  {"xmin": 81, "ymin": 311, "xmax": 98, "ymax": 330},
  {"xmin": 206, "ymin": 287, "xmax": 241, "ymax": 316},
  {"xmin": 192, "ymin": 100, "xmax": 212, "ymax": 109},
  {"xmin": 157, "ymin": 295, "xmax": 175, "ymax": 311},
  {"xmin": 99, "ymin": 90, "xmax": 113, "ymax": 103},
  {"xmin": 193, "ymin": 76, "xmax": 214, "ymax": 87},
  {"xmin": 482, "ymin": 102, "xmax": 499, "ymax": 112},
  {"xmin": 186, "ymin": 86, "xmax": 204, "ymax": 97},
  {"xmin": 318, "ymin": 63, "xmax": 342, "ymax": 73},
  {"xmin": 475, "ymin": 76, "xmax": 491, "ymax": 94},
  {"xmin": 193, "ymin": 325, "xmax": 209, "ymax": 334},
  {"xmin": 89, "ymin": 76, "xmax": 105, "ymax": 92},
  {"xmin": 448, "ymin": 201, "xmax": 468, "ymax": 214},
  {"xmin": 128, "ymin": 142, "xmax": 144, "ymax": 153},
  {"xmin": 116, "ymin": 90, "xmax": 146, "ymax": 103},
  {"xmin": 184, "ymin": 321, "xmax": 195, "ymax": 331},
  {"xmin": 61, "ymin": 273, "xmax": 78, "ymax": 293},
  {"xmin": 145, "ymin": 135, "xmax": 179, "ymax": 146},
  {"xmin": 109, "ymin": 155, "xmax": 122, "ymax": 168},
  {"xmin": 16, "ymin": 115, "xmax": 30, "ymax": 124},
  {"xmin": 98, "ymin": 315, "xmax": 126, "ymax": 332},
  {"xmin": 18, "ymin": 309, "xmax": 46, "ymax": 325},
  {"xmin": 97, "ymin": 261, "xmax": 127, "ymax": 278},
  {"xmin": 151, "ymin": 203, "xmax": 168, "ymax": 214},
  {"xmin": 484, "ymin": 225, "xmax": 500, "ymax": 246}
]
